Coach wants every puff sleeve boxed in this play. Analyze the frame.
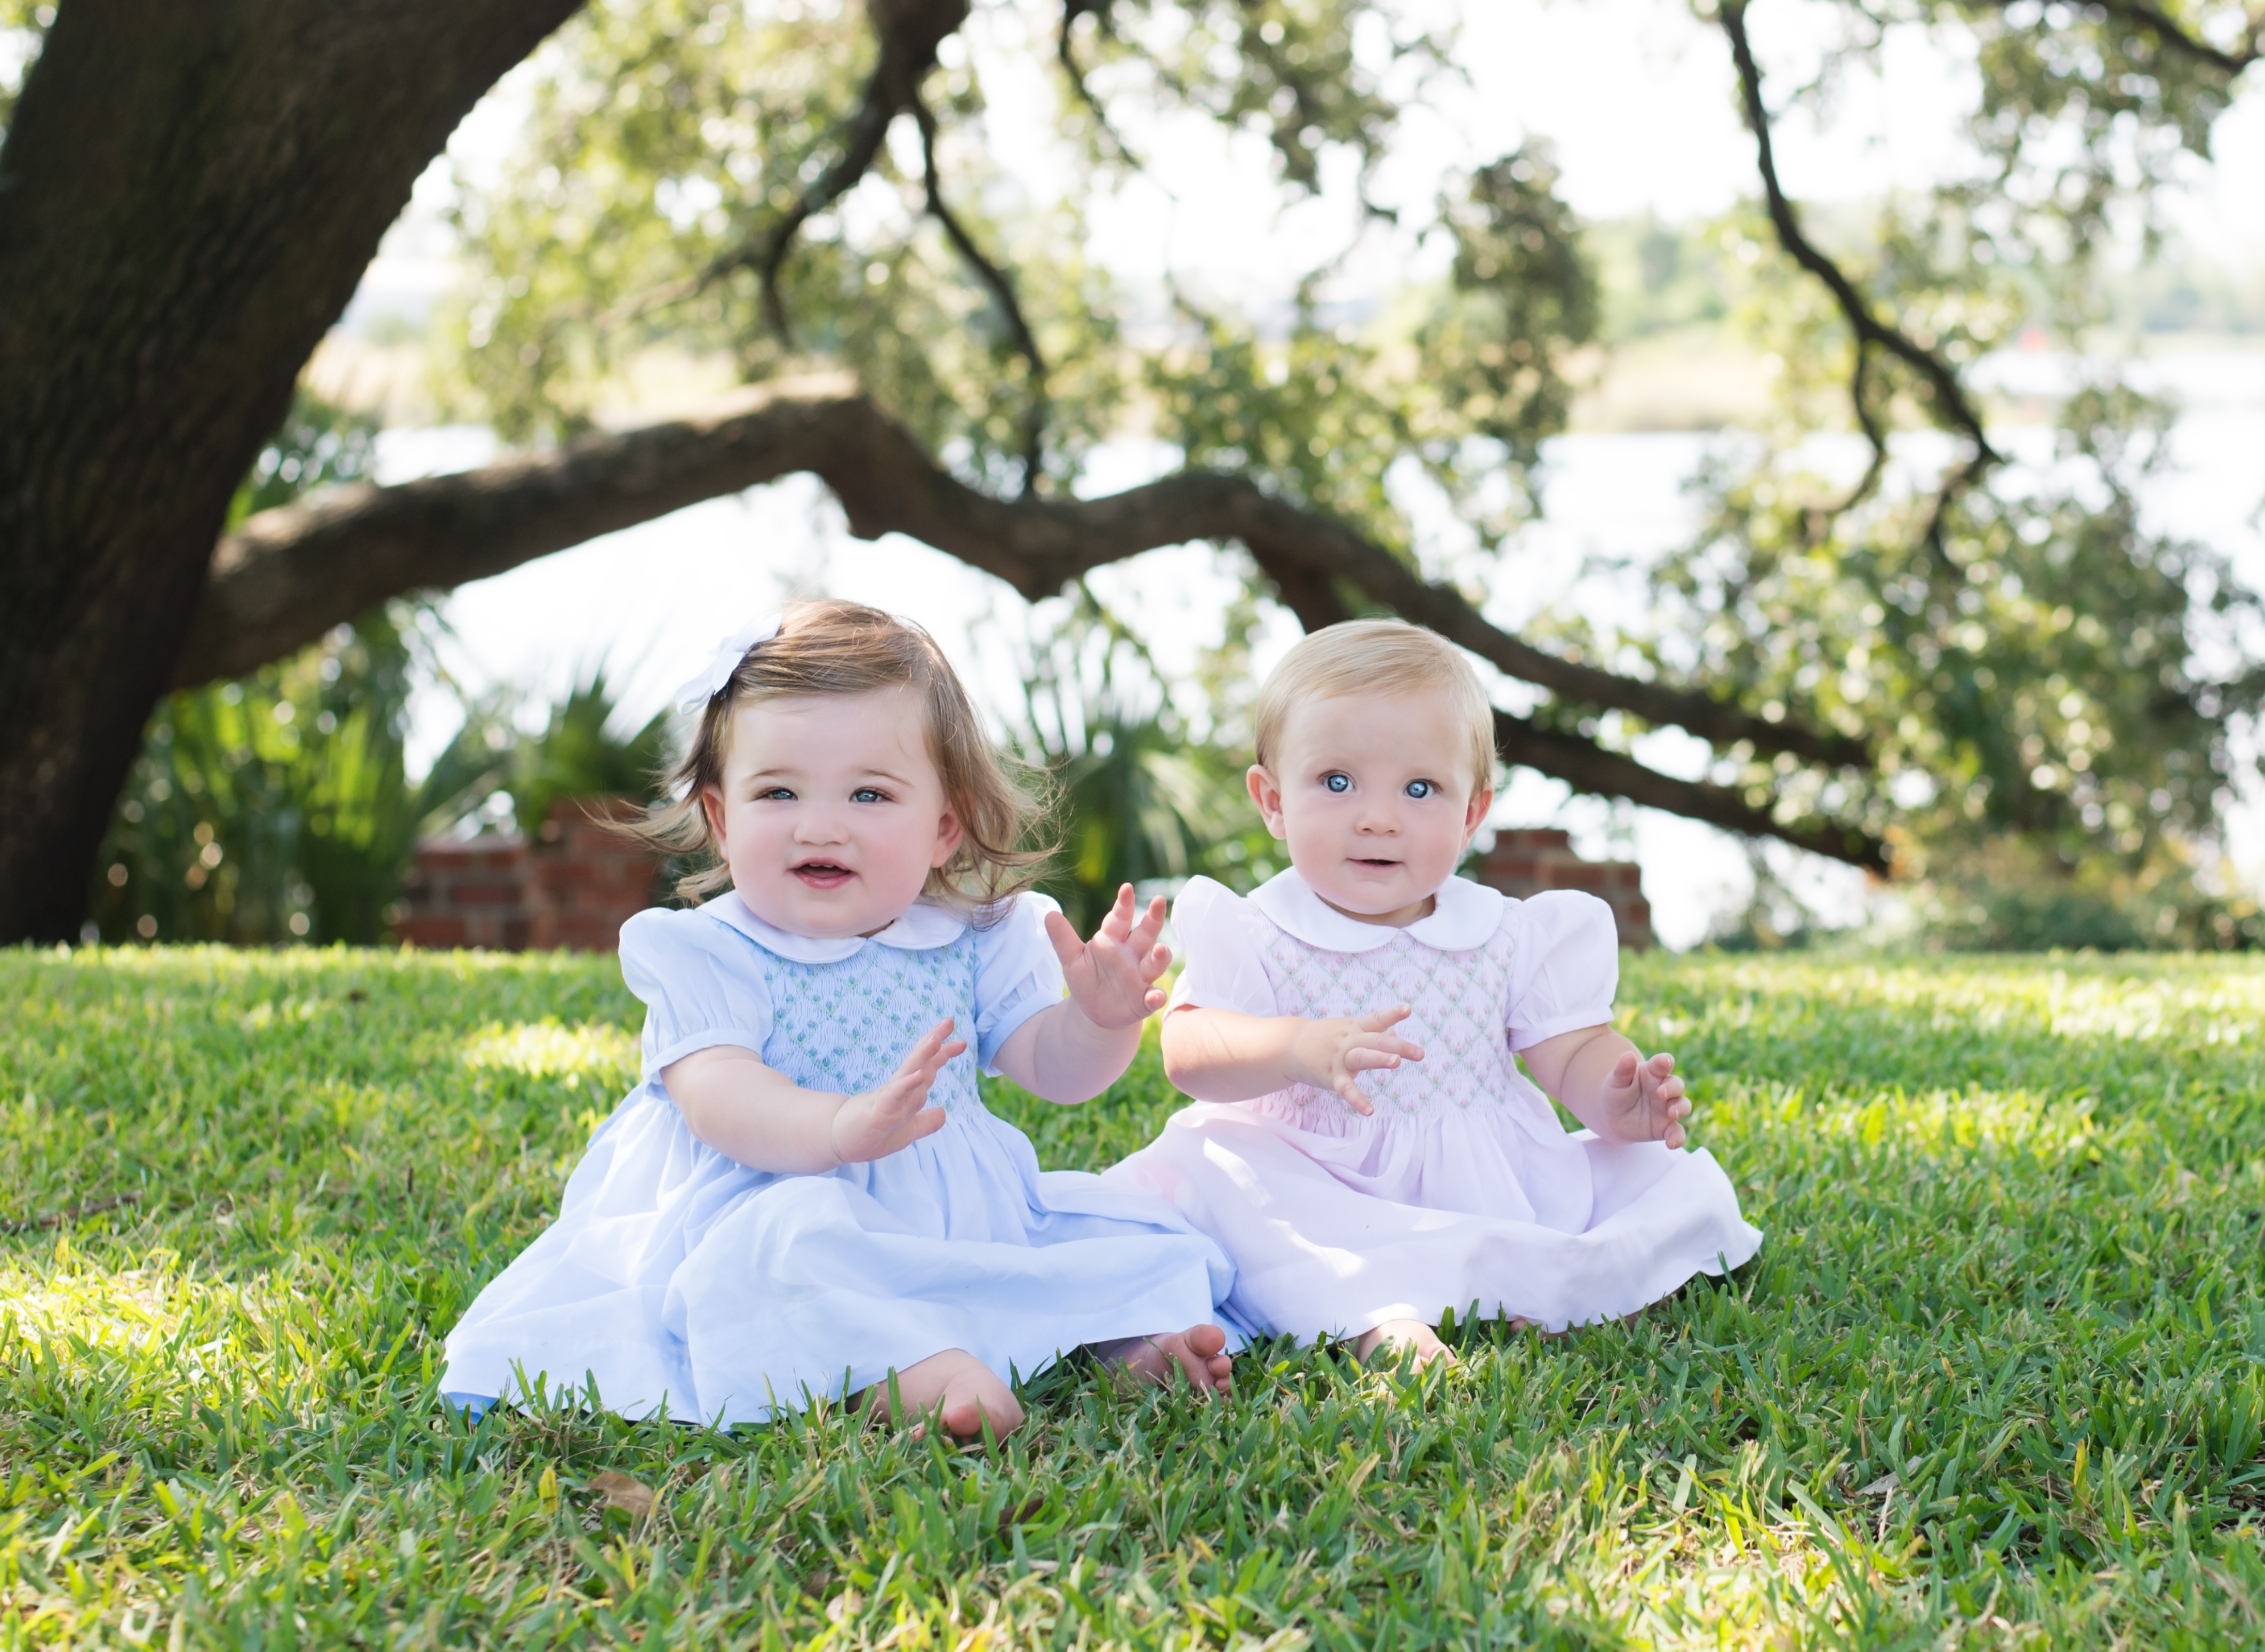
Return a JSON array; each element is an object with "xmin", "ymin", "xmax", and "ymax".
[
  {"xmin": 971, "ymin": 893, "xmax": 1069, "ymax": 1073},
  {"xmin": 1504, "ymin": 890, "xmax": 1620, "ymax": 1051},
  {"xmin": 618, "ymin": 907, "xmax": 776, "ymax": 1077},
  {"xmin": 1164, "ymin": 877, "xmax": 1278, "ymax": 1018}
]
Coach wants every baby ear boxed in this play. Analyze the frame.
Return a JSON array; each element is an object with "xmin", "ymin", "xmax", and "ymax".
[
  {"xmin": 1462, "ymin": 781, "xmax": 1495, "ymax": 843},
  {"xmin": 930, "ymin": 807, "xmax": 965, "ymax": 868},
  {"xmin": 1246, "ymin": 764, "xmax": 1288, "ymax": 840},
  {"xmin": 700, "ymin": 785, "xmax": 730, "ymax": 842}
]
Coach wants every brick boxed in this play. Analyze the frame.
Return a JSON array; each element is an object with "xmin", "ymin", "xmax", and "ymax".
[
  {"xmin": 399, "ymin": 915, "xmax": 469, "ymax": 948},
  {"xmin": 1480, "ymin": 855, "xmax": 1544, "ymax": 880},
  {"xmin": 397, "ymin": 795, "xmax": 664, "ymax": 952},
  {"xmin": 1471, "ymin": 831, "xmax": 1651, "ymax": 948},
  {"xmin": 1494, "ymin": 829, "xmax": 1573, "ymax": 852}
]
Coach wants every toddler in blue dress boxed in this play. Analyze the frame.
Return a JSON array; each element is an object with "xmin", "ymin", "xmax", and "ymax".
[{"xmin": 442, "ymin": 599, "xmax": 1237, "ymax": 1440}]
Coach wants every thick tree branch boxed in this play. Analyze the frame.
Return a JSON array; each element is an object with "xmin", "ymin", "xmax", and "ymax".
[
  {"xmin": 179, "ymin": 378, "xmax": 1881, "ymax": 873},
  {"xmin": 181, "ymin": 382, "xmax": 1869, "ymax": 771},
  {"xmin": 1493, "ymin": 712, "xmax": 1889, "ymax": 873},
  {"xmin": 1230, "ymin": 563, "xmax": 1881, "ymax": 867},
  {"xmin": 1721, "ymin": 0, "xmax": 2000, "ymax": 467},
  {"xmin": 1223, "ymin": 500, "xmax": 1869, "ymax": 771}
]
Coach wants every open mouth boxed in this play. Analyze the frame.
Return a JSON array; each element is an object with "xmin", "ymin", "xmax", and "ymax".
[
  {"xmin": 1350, "ymin": 857, "xmax": 1402, "ymax": 871},
  {"xmin": 791, "ymin": 860, "xmax": 855, "ymax": 887}
]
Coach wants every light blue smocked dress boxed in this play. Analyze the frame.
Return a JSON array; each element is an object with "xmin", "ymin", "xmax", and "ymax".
[{"xmin": 441, "ymin": 890, "xmax": 1238, "ymax": 1424}]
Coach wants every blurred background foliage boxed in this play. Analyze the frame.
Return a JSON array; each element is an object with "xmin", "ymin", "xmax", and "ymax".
[
  {"xmin": 425, "ymin": 0, "xmax": 2260, "ymax": 950},
  {"xmin": 54, "ymin": 0, "xmax": 2265, "ymax": 950},
  {"xmin": 84, "ymin": 395, "xmax": 683, "ymax": 947},
  {"xmin": 1001, "ymin": 593, "xmax": 1275, "ymax": 933},
  {"xmin": 86, "ymin": 597, "xmax": 513, "ymax": 947},
  {"xmin": 508, "ymin": 668, "xmax": 675, "ymax": 845}
]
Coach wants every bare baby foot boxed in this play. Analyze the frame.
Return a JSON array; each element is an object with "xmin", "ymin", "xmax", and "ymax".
[
  {"xmin": 1094, "ymin": 1322, "xmax": 1234, "ymax": 1396},
  {"xmin": 860, "ymin": 1348, "xmax": 1025, "ymax": 1443},
  {"xmin": 1354, "ymin": 1317, "xmax": 1458, "ymax": 1370}
]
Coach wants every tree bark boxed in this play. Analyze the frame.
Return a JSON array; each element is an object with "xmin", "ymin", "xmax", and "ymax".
[
  {"xmin": 177, "ymin": 376, "xmax": 1888, "ymax": 870},
  {"xmin": 0, "ymin": 0, "xmax": 582, "ymax": 943},
  {"xmin": 1491, "ymin": 711, "xmax": 1886, "ymax": 871}
]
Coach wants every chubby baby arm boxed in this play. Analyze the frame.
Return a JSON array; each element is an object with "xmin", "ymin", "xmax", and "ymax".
[
  {"xmin": 1160, "ymin": 1003, "xmax": 1423, "ymax": 1116},
  {"xmin": 1519, "ymin": 1023, "xmax": 1692, "ymax": 1148},
  {"xmin": 662, "ymin": 1021, "xmax": 965, "ymax": 1172}
]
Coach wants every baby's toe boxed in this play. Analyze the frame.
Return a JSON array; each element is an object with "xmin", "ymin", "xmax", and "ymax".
[{"xmin": 934, "ymin": 1398, "xmax": 981, "ymax": 1439}]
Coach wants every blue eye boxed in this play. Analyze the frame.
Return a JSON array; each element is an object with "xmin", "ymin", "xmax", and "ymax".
[
  {"xmin": 1405, "ymin": 779, "xmax": 1434, "ymax": 799},
  {"xmin": 851, "ymin": 787, "xmax": 885, "ymax": 804},
  {"xmin": 1324, "ymin": 773, "xmax": 1351, "ymax": 794},
  {"xmin": 761, "ymin": 787, "xmax": 796, "ymax": 801}
]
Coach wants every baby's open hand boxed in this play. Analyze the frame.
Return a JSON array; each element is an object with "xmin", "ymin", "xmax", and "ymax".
[
  {"xmin": 1600, "ymin": 1049, "xmax": 1691, "ymax": 1148},
  {"xmin": 1046, "ymin": 884, "xmax": 1172, "ymax": 1032},
  {"xmin": 830, "ymin": 1020, "xmax": 965, "ymax": 1164},
  {"xmin": 1291, "ymin": 1005, "xmax": 1424, "ymax": 1117}
]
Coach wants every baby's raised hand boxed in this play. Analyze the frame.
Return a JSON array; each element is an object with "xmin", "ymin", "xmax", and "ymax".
[
  {"xmin": 1600, "ymin": 1049, "xmax": 1691, "ymax": 1148},
  {"xmin": 829, "ymin": 1020, "xmax": 965, "ymax": 1164},
  {"xmin": 1291, "ymin": 1005, "xmax": 1424, "ymax": 1117},
  {"xmin": 1045, "ymin": 884, "xmax": 1172, "ymax": 1031}
]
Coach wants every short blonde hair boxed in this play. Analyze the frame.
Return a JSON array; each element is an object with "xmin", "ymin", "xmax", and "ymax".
[
  {"xmin": 633, "ymin": 599, "xmax": 1048, "ymax": 912},
  {"xmin": 1253, "ymin": 620, "xmax": 1497, "ymax": 794}
]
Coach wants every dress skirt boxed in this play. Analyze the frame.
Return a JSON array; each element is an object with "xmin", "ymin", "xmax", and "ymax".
[
  {"xmin": 1107, "ymin": 1090, "xmax": 1764, "ymax": 1340},
  {"xmin": 442, "ymin": 1082, "xmax": 1239, "ymax": 1425}
]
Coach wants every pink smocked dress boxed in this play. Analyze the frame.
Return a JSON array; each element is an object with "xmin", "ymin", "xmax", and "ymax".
[{"xmin": 1103, "ymin": 870, "xmax": 1763, "ymax": 1340}]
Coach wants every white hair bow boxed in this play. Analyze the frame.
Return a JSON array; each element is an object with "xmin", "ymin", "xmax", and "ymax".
[{"xmin": 671, "ymin": 613, "xmax": 782, "ymax": 714}]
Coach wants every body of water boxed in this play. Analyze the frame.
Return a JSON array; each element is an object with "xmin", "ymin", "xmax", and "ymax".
[{"xmin": 383, "ymin": 352, "xmax": 2264, "ymax": 949}]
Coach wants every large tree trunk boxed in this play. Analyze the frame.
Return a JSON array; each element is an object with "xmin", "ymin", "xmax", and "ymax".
[{"xmin": 0, "ymin": 0, "xmax": 580, "ymax": 943}]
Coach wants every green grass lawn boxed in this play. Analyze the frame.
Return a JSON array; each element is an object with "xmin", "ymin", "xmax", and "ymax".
[{"xmin": 4, "ymin": 945, "xmax": 2262, "ymax": 1648}]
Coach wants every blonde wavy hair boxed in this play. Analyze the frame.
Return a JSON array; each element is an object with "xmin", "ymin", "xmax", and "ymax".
[
  {"xmin": 634, "ymin": 599, "xmax": 1050, "ymax": 913},
  {"xmin": 1254, "ymin": 619, "xmax": 1498, "ymax": 795}
]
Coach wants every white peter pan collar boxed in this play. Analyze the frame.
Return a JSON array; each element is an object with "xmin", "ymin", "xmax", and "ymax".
[
  {"xmin": 1248, "ymin": 867, "xmax": 1506, "ymax": 953},
  {"xmin": 700, "ymin": 889, "xmax": 970, "ymax": 963}
]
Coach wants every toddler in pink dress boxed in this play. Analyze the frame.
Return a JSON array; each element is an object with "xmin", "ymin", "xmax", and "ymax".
[{"xmin": 1104, "ymin": 620, "xmax": 1762, "ymax": 1366}]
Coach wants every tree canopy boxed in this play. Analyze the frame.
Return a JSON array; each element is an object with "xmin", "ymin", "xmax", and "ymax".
[{"xmin": 2, "ymin": 0, "xmax": 2259, "ymax": 943}]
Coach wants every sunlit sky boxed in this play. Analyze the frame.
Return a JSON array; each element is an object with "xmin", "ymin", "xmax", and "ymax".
[{"xmin": 342, "ymin": 0, "xmax": 2265, "ymax": 946}]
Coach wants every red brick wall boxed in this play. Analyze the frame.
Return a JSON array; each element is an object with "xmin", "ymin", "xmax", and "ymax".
[
  {"xmin": 397, "ymin": 796, "xmax": 666, "ymax": 952},
  {"xmin": 1471, "ymin": 828, "xmax": 1656, "ymax": 951},
  {"xmin": 395, "ymin": 838, "xmax": 535, "ymax": 950}
]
